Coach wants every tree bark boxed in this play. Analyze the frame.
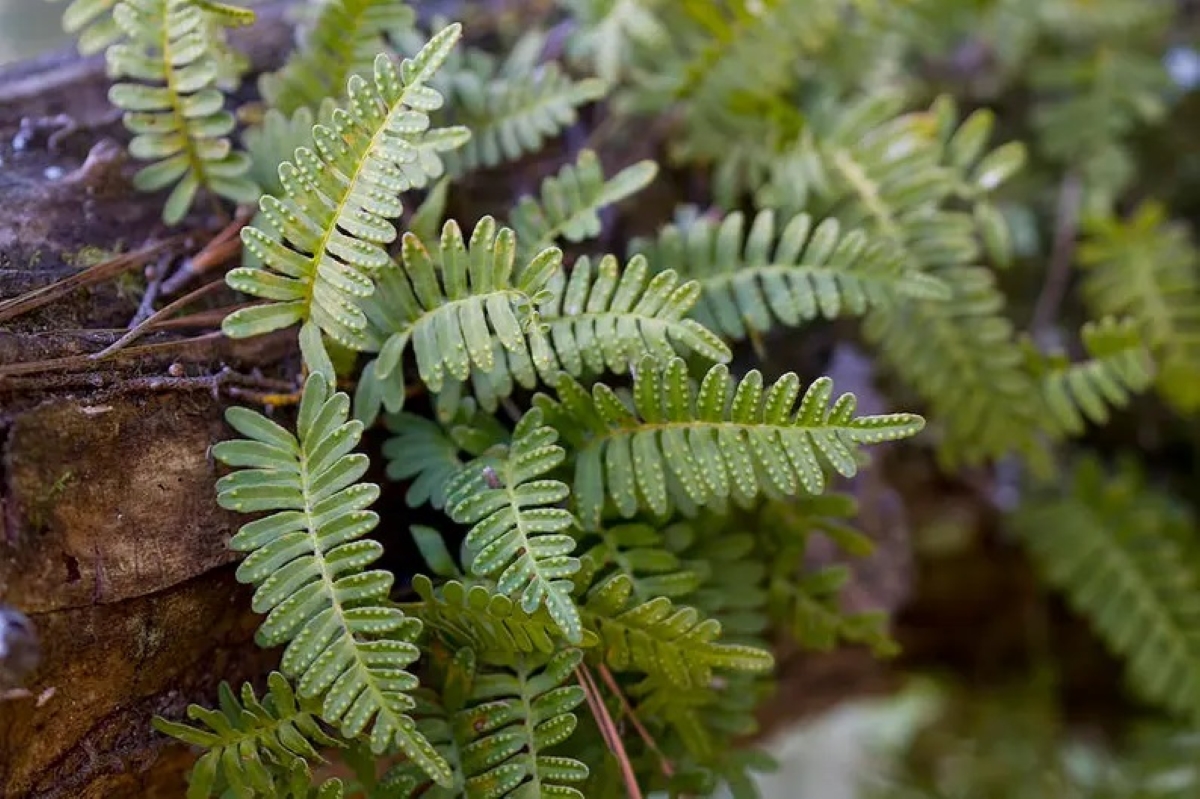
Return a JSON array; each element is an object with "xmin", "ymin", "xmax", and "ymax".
[{"xmin": 0, "ymin": 7, "xmax": 297, "ymax": 797}]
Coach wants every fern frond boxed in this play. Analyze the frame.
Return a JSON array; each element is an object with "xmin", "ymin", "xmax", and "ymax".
[
  {"xmin": 212, "ymin": 373, "xmax": 451, "ymax": 784},
  {"xmin": 1027, "ymin": 317, "xmax": 1154, "ymax": 439},
  {"xmin": 382, "ymin": 405, "xmax": 508, "ymax": 510},
  {"xmin": 537, "ymin": 253, "xmax": 732, "ymax": 372},
  {"xmin": 106, "ymin": 0, "xmax": 258, "ymax": 223},
  {"xmin": 382, "ymin": 649, "xmax": 590, "ymax": 799},
  {"xmin": 410, "ymin": 576, "xmax": 594, "ymax": 666},
  {"xmin": 583, "ymin": 573, "xmax": 774, "ymax": 689},
  {"xmin": 445, "ymin": 409, "xmax": 585, "ymax": 644},
  {"xmin": 1077, "ymin": 203, "xmax": 1200, "ymax": 413},
  {"xmin": 351, "ymin": 216, "xmax": 560, "ymax": 419},
  {"xmin": 258, "ymin": 0, "xmax": 416, "ymax": 116},
  {"xmin": 635, "ymin": 209, "xmax": 950, "ymax": 341},
  {"xmin": 47, "ymin": 0, "xmax": 122, "ymax": 54},
  {"xmin": 510, "ymin": 149, "xmax": 658, "ymax": 260},
  {"xmin": 536, "ymin": 356, "xmax": 924, "ymax": 528},
  {"xmin": 152, "ymin": 672, "xmax": 342, "ymax": 799},
  {"xmin": 558, "ymin": 0, "xmax": 667, "ymax": 84},
  {"xmin": 223, "ymin": 26, "xmax": 470, "ymax": 346},
  {"xmin": 429, "ymin": 30, "xmax": 607, "ymax": 175},
  {"xmin": 1012, "ymin": 456, "xmax": 1200, "ymax": 720},
  {"xmin": 578, "ymin": 522, "xmax": 702, "ymax": 603}
]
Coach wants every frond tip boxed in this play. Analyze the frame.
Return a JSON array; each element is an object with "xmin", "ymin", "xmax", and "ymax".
[
  {"xmin": 212, "ymin": 372, "xmax": 452, "ymax": 785},
  {"xmin": 537, "ymin": 356, "xmax": 925, "ymax": 528},
  {"xmin": 223, "ymin": 25, "xmax": 470, "ymax": 346}
]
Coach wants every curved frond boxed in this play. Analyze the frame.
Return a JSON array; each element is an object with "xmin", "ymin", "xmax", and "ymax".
[
  {"xmin": 635, "ymin": 209, "xmax": 950, "ymax": 341},
  {"xmin": 223, "ymin": 27, "xmax": 471, "ymax": 346},
  {"xmin": 382, "ymin": 405, "xmax": 508, "ymax": 510},
  {"xmin": 583, "ymin": 573, "xmax": 774, "ymax": 689},
  {"xmin": 352, "ymin": 216, "xmax": 561, "ymax": 418},
  {"xmin": 153, "ymin": 672, "xmax": 341, "ymax": 799},
  {"xmin": 445, "ymin": 409, "xmax": 584, "ymax": 644},
  {"xmin": 535, "ymin": 356, "xmax": 925, "ymax": 528},
  {"xmin": 1078, "ymin": 203, "xmax": 1200, "ymax": 413},
  {"xmin": 1013, "ymin": 456, "xmax": 1200, "ymax": 720},
  {"xmin": 258, "ymin": 0, "xmax": 416, "ymax": 116},
  {"xmin": 212, "ymin": 373, "xmax": 451, "ymax": 784},
  {"xmin": 537, "ymin": 253, "xmax": 731, "ymax": 373},
  {"xmin": 106, "ymin": 0, "xmax": 258, "ymax": 223},
  {"xmin": 1028, "ymin": 316, "xmax": 1154, "ymax": 439},
  {"xmin": 510, "ymin": 149, "xmax": 658, "ymax": 260}
]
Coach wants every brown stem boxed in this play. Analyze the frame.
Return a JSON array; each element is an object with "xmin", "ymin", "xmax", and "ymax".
[
  {"xmin": 576, "ymin": 664, "xmax": 644, "ymax": 799},
  {"xmin": 1030, "ymin": 171, "xmax": 1083, "ymax": 343},
  {"xmin": 89, "ymin": 280, "xmax": 229, "ymax": 361},
  {"xmin": 597, "ymin": 663, "xmax": 675, "ymax": 778}
]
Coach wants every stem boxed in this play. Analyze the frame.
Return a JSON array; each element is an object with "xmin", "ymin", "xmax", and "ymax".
[
  {"xmin": 597, "ymin": 663, "xmax": 675, "ymax": 778},
  {"xmin": 576, "ymin": 664, "xmax": 644, "ymax": 799},
  {"xmin": 1030, "ymin": 171, "xmax": 1083, "ymax": 344}
]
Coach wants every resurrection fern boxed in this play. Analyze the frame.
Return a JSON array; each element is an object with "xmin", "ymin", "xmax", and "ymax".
[
  {"xmin": 443, "ymin": 409, "xmax": 585, "ymax": 644},
  {"xmin": 537, "ymin": 356, "xmax": 925, "ymax": 528},
  {"xmin": 634, "ymin": 209, "xmax": 950, "ymax": 342},
  {"xmin": 258, "ymin": 0, "xmax": 416, "ymax": 116},
  {"xmin": 422, "ymin": 30, "xmax": 607, "ymax": 175},
  {"xmin": 105, "ymin": 0, "xmax": 258, "ymax": 223},
  {"xmin": 223, "ymin": 26, "xmax": 470, "ymax": 347},
  {"xmin": 1026, "ymin": 316, "xmax": 1155, "ymax": 440},
  {"xmin": 47, "ymin": 0, "xmax": 122, "ymax": 54},
  {"xmin": 1012, "ymin": 456, "xmax": 1200, "ymax": 720},
  {"xmin": 212, "ymin": 372, "xmax": 451, "ymax": 784},
  {"xmin": 153, "ymin": 672, "xmax": 342, "ymax": 799},
  {"xmin": 1077, "ymin": 203, "xmax": 1200, "ymax": 413},
  {"xmin": 509, "ymin": 149, "xmax": 658, "ymax": 261}
]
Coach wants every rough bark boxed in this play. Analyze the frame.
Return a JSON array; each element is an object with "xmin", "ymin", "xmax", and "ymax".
[{"xmin": 0, "ymin": 8, "xmax": 297, "ymax": 797}]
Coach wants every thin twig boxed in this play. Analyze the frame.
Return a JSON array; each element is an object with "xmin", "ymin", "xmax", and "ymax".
[
  {"xmin": 161, "ymin": 209, "xmax": 251, "ymax": 296},
  {"xmin": 577, "ymin": 665, "xmax": 644, "ymax": 799},
  {"xmin": 0, "ymin": 235, "xmax": 189, "ymax": 324},
  {"xmin": 90, "ymin": 280, "xmax": 229, "ymax": 361},
  {"xmin": 597, "ymin": 663, "xmax": 674, "ymax": 778},
  {"xmin": 0, "ymin": 331, "xmax": 225, "ymax": 380},
  {"xmin": 1030, "ymin": 171, "xmax": 1083, "ymax": 344},
  {"xmin": 127, "ymin": 253, "xmax": 173, "ymax": 328}
]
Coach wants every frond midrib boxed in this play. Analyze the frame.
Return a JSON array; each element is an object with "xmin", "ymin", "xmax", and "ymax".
[{"xmin": 158, "ymin": 0, "xmax": 209, "ymax": 189}]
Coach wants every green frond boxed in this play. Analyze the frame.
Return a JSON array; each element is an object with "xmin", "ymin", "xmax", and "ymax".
[
  {"xmin": 351, "ymin": 216, "xmax": 560, "ymax": 419},
  {"xmin": 410, "ymin": 575, "xmax": 596, "ymax": 665},
  {"xmin": 445, "ymin": 409, "xmax": 585, "ymax": 644},
  {"xmin": 578, "ymin": 521, "xmax": 702, "ymax": 603},
  {"xmin": 242, "ymin": 103, "xmax": 332, "ymax": 200},
  {"xmin": 510, "ymin": 149, "xmax": 658, "ymax": 261},
  {"xmin": 535, "ymin": 356, "xmax": 925, "ymax": 529},
  {"xmin": 1012, "ymin": 456, "xmax": 1200, "ymax": 720},
  {"xmin": 258, "ymin": 0, "xmax": 416, "ymax": 116},
  {"xmin": 558, "ymin": 0, "xmax": 668, "ymax": 84},
  {"xmin": 634, "ymin": 209, "xmax": 950, "ymax": 341},
  {"xmin": 1026, "ymin": 317, "xmax": 1154, "ymax": 440},
  {"xmin": 1077, "ymin": 203, "xmax": 1200, "ymax": 413},
  {"xmin": 382, "ymin": 405, "xmax": 508, "ymax": 510},
  {"xmin": 582, "ymin": 573, "xmax": 774, "ymax": 689},
  {"xmin": 223, "ymin": 26, "xmax": 471, "ymax": 346},
  {"xmin": 212, "ymin": 373, "xmax": 451, "ymax": 784},
  {"xmin": 429, "ymin": 30, "xmax": 607, "ymax": 174},
  {"xmin": 152, "ymin": 672, "xmax": 342, "ymax": 799},
  {"xmin": 106, "ymin": 0, "xmax": 258, "ymax": 223},
  {"xmin": 46, "ymin": 0, "xmax": 122, "ymax": 54},
  {"xmin": 537, "ymin": 252, "xmax": 732, "ymax": 372},
  {"xmin": 380, "ymin": 649, "xmax": 590, "ymax": 799}
]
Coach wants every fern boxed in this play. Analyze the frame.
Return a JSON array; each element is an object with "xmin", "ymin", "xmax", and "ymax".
[
  {"xmin": 152, "ymin": 672, "xmax": 342, "ymax": 799},
  {"xmin": 223, "ymin": 26, "xmax": 470, "ymax": 346},
  {"xmin": 258, "ymin": 0, "xmax": 416, "ymax": 116},
  {"xmin": 444, "ymin": 409, "xmax": 585, "ymax": 644},
  {"xmin": 47, "ymin": 0, "xmax": 122, "ymax": 54},
  {"xmin": 422, "ymin": 30, "xmax": 607, "ymax": 175},
  {"xmin": 510, "ymin": 149, "xmax": 658, "ymax": 261},
  {"xmin": 380, "ymin": 648, "xmax": 590, "ymax": 799},
  {"xmin": 537, "ymin": 356, "xmax": 925, "ymax": 528},
  {"xmin": 558, "ymin": 0, "xmax": 667, "ymax": 84},
  {"xmin": 212, "ymin": 372, "xmax": 451, "ymax": 784},
  {"xmin": 582, "ymin": 573, "xmax": 774, "ymax": 690},
  {"xmin": 1012, "ymin": 456, "xmax": 1200, "ymax": 720},
  {"xmin": 105, "ymin": 0, "xmax": 258, "ymax": 223},
  {"xmin": 1077, "ymin": 203, "xmax": 1200, "ymax": 413},
  {"xmin": 1026, "ymin": 316, "xmax": 1155, "ymax": 440},
  {"xmin": 634, "ymin": 209, "xmax": 950, "ymax": 342}
]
